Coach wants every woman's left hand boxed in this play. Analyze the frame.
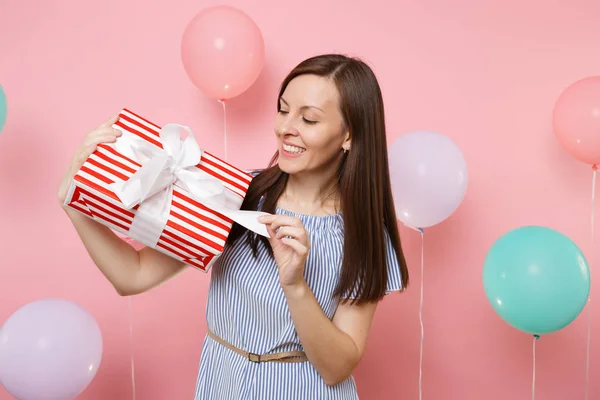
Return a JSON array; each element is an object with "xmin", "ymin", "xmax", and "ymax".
[{"xmin": 258, "ymin": 214, "xmax": 310, "ymax": 288}]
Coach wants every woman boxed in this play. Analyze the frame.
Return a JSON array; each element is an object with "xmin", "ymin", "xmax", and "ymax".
[{"xmin": 57, "ymin": 53, "xmax": 409, "ymax": 399}]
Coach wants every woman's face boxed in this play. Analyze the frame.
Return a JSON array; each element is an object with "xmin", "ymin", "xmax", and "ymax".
[{"xmin": 274, "ymin": 74, "xmax": 350, "ymax": 176}]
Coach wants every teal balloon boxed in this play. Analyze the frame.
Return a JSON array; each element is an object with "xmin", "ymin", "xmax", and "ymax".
[
  {"xmin": 483, "ymin": 225, "xmax": 590, "ymax": 335},
  {"xmin": 0, "ymin": 85, "xmax": 6, "ymax": 133}
]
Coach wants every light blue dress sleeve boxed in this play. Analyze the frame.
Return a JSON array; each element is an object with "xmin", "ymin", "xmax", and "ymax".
[
  {"xmin": 244, "ymin": 169, "xmax": 263, "ymax": 177},
  {"xmin": 383, "ymin": 228, "xmax": 404, "ymax": 295},
  {"xmin": 342, "ymin": 228, "xmax": 404, "ymax": 300}
]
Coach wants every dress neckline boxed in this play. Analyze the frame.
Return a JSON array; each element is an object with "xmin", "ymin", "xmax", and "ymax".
[{"xmin": 274, "ymin": 206, "xmax": 343, "ymax": 231}]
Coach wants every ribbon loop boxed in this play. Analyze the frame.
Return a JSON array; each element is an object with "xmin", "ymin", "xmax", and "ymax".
[{"xmin": 109, "ymin": 123, "xmax": 269, "ymax": 249}]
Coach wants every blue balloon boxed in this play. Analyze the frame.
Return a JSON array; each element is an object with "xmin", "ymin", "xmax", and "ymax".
[
  {"xmin": 0, "ymin": 85, "xmax": 6, "ymax": 133},
  {"xmin": 483, "ymin": 225, "xmax": 590, "ymax": 335}
]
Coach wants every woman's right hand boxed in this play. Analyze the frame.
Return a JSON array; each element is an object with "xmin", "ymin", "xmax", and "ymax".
[
  {"xmin": 55, "ymin": 113, "xmax": 188, "ymax": 296},
  {"xmin": 57, "ymin": 114, "xmax": 122, "ymax": 207}
]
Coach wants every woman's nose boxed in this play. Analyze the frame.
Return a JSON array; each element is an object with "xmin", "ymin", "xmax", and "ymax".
[{"xmin": 277, "ymin": 120, "xmax": 299, "ymax": 136}]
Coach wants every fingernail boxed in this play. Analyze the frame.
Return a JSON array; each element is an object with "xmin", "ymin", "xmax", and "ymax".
[{"xmin": 257, "ymin": 216, "xmax": 265, "ymax": 222}]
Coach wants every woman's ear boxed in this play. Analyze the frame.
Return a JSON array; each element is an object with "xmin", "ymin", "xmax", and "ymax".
[{"xmin": 342, "ymin": 132, "xmax": 351, "ymax": 153}]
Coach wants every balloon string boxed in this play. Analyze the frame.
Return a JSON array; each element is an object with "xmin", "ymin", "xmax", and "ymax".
[
  {"xmin": 218, "ymin": 99, "xmax": 228, "ymax": 161},
  {"xmin": 532, "ymin": 335, "xmax": 539, "ymax": 400},
  {"xmin": 404, "ymin": 224, "xmax": 424, "ymax": 398},
  {"xmin": 128, "ymin": 296, "xmax": 136, "ymax": 400},
  {"xmin": 120, "ymin": 237, "xmax": 137, "ymax": 400},
  {"xmin": 418, "ymin": 228, "xmax": 424, "ymax": 400},
  {"xmin": 585, "ymin": 167, "xmax": 596, "ymax": 400}
]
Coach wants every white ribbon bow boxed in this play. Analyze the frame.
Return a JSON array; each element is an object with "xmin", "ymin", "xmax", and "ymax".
[{"xmin": 109, "ymin": 123, "xmax": 269, "ymax": 248}]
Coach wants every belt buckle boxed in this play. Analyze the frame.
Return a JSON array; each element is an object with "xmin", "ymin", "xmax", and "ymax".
[{"xmin": 248, "ymin": 352, "xmax": 261, "ymax": 363}]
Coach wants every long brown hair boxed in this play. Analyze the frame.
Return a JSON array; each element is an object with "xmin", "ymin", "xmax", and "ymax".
[{"xmin": 227, "ymin": 53, "xmax": 409, "ymax": 304}]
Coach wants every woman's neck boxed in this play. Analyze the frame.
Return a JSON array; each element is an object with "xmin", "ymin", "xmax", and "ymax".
[{"xmin": 279, "ymin": 171, "xmax": 340, "ymax": 216}]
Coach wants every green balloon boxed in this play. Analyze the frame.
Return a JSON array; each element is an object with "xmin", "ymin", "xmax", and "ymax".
[
  {"xmin": 483, "ymin": 225, "xmax": 590, "ymax": 335},
  {"xmin": 0, "ymin": 85, "xmax": 6, "ymax": 133}
]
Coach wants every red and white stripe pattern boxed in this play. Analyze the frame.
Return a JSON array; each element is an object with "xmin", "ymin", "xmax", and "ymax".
[{"xmin": 64, "ymin": 108, "xmax": 253, "ymax": 271}]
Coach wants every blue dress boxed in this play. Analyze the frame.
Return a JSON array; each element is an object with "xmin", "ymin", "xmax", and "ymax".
[{"xmin": 193, "ymin": 205, "xmax": 403, "ymax": 400}]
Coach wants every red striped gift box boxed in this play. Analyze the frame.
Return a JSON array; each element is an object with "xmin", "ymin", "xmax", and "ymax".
[{"xmin": 63, "ymin": 108, "xmax": 253, "ymax": 271}]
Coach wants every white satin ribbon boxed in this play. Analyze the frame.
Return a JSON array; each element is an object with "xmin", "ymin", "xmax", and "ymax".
[{"xmin": 109, "ymin": 123, "xmax": 269, "ymax": 247}]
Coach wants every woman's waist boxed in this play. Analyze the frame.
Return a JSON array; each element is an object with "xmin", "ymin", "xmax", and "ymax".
[{"xmin": 205, "ymin": 324, "xmax": 304, "ymax": 355}]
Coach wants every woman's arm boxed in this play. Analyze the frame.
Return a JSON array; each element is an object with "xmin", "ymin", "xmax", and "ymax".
[
  {"xmin": 63, "ymin": 207, "xmax": 187, "ymax": 296},
  {"xmin": 258, "ymin": 213, "xmax": 378, "ymax": 385},
  {"xmin": 58, "ymin": 115, "xmax": 187, "ymax": 296},
  {"xmin": 283, "ymin": 283, "xmax": 377, "ymax": 386}
]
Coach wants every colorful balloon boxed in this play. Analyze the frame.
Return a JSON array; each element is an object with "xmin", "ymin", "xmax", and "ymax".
[
  {"xmin": 388, "ymin": 130, "xmax": 468, "ymax": 229},
  {"xmin": 483, "ymin": 226, "xmax": 590, "ymax": 335},
  {"xmin": 0, "ymin": 298, "xmax": 103, "ymax": 400},
  {"xmin": 181, "ymin": 6, "xmax": 265, "ymax": 100},
  {"xmin": 553, "ymin": 76, "xmax": 600, "ymax": 166},
  {"xmin": 0, "ymin": 85, "xmax": 6, "ymax": 133}
]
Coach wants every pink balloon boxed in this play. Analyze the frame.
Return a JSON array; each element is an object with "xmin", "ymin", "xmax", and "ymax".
[
  {"xmin": 553, "ymin": 76, "xmax": 600, "ymax": 166},
  {"xmin": 388, "ymin": 131, "xmax": 468, "ymax": 229},
  {"xmin": 0, "ymin": 298, "xmax": 103, "ymax": 400},
  {"xmin": 181, "ymin": 6, "xmax": 265, "ymax": 100}
]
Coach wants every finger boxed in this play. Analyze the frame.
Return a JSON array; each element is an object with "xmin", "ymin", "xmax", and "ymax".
[
  {"xmin": 75, "ymin": 134, "xmax": 116, "ymax": 166},
  {"xmin": 80, "ymin": 138, "xmax": 116, "ymax": 157},
  {"xmin": 275, "ymin": 226, "xmax": 307, "ymax": 242},
  {"xmin": 265, "ymin": 226, "xmax": 286, "ymax": 250},
  {"xmin": 100, "ymin": 114, "xmax": 120, "ymax": 128},
  {"xmin": 280, "ymin": 237, "xmax": 309, "ymax": 257},
  {"xmin": 90, "ymin": 127, "xmax": 122, "ymax": 138},
  {"xmin": 84, "ymin": 131, "xmax": 121, "ymax": 146},
  {"xmin": 258, "ymin": 214, "xmax": 304, "ymax": 233},
  {"xmin": 82, "ymin": 137, "xmax": 116, "ymax": 151},
  {"xmin": 265, "ymin": 223, "xmax": 278, "ymax": 240},
  {"xmin": 269, "ymin": 216, "xmax": 304, "ymax": 232},
  {"xmin": 257, "ymin": 213, "xmax": 276, "ymax": 224},
  {"xmin": 94, "ymin": 133, "xmax": 120, "ymax": 144},
  {"xmin": 81, "ymin": 129, "xmax": 118, "ymax": 146}
]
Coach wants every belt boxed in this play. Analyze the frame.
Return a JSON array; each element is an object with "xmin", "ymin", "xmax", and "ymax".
[{"xmin": 206, "ymin": 327, "xmax": 308, "ymax": 363}]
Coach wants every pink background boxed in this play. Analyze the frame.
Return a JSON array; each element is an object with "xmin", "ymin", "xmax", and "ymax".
[{"xmin": 1, "ymin": 0, "xmax": 600, "ymax": 399}]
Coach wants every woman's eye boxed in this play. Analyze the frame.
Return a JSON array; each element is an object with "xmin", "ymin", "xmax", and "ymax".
[{"xmin": 278, "ymin": 109, "xmax": 316, "ymax": 124}]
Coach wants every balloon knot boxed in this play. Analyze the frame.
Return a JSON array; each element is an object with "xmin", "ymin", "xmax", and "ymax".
[
  {"xmin": 533, "ymin": 334, "xmax": 540, "ymax": 340},
  {"xmin": 593, "ymin": 164, "xmax": 598, "ymax": 171},
  {"xmin": 401, "ymin": 223, "xmax": 423, "ymax": 234}
]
